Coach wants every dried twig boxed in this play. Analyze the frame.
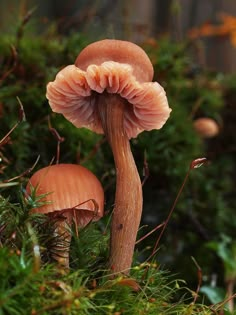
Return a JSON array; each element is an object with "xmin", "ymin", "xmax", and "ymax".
[
  {"xmin": 191, "ymin": 257, "xmax": 202, "ymax": 304},
  {"xmin": 3, "ymin": 155, "xmax": 40, "ymax": 184},
  {"xmin": 0, "ymin": 45, "xmax": 18, "ymax": 84},
  {"xmin": 0, "ymin": 97, "xmax": 25, "ymax": 147},
  {"xmin": 16, "ymin": 6, "xmax": 37, "ymax": 47},
  {"xmin": 135, "ymin": 223, "xmax": 165, "ymax": 245},
  {"xmin": 48, "ymin": 117, "xmax": 65, "ymax": 164}
]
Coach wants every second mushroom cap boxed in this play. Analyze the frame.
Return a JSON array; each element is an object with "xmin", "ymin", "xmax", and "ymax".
[{"xmin": 26, "ymin": 163, "xmax": 104, "ymax": 227}]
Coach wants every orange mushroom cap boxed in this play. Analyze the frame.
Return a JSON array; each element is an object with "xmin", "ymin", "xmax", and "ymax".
[
  {"xmin": 193, "ymin": 117, "xmax": 220, "ymax": 138},
  {"xmin": 46, "ymin": 39, "xmax": 171, "ymax": 139},
  {"xmin": 26, "ymin": 164, "xmax": 104, "ymax": 227}
]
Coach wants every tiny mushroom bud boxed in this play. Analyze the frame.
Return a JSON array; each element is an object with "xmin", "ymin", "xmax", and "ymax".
[
  {"xmin": 26, "ymin": 164, "xmax": 104, "ymax": 268},
  {"xmin": 193, "ymin": 117, "xmax": 220, "ymax": 138},
  {"xmin": 46, "ymin": 39, "xmax": 171, "ymax": 274}
]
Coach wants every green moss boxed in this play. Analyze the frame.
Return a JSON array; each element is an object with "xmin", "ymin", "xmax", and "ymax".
[{"xmin": 0, "ymin": 194, "xmax": 216, "ymax": 315}]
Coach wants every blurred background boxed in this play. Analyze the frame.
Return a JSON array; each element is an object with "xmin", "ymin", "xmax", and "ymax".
[
  {"xmin": 1, "ymin": 0, "xmax": 236, "ymax": 72},
  {"xmin": 0, "ymin": 0, "xmax": 236, "ymax": 307}
]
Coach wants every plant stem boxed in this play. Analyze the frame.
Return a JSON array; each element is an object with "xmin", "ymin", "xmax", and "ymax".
[
  {"xmin": 98, "ymin": 93, "xmax": 142, "ymax": 274},
  {"xmin": 226, "ymin": 279, "xmax": 235, "ymax": 312}
]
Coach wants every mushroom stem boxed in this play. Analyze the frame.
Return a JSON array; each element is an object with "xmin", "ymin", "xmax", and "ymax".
[
  {"xmin": 49, "ymin": 211, "xmax": 72, "ymax": 269},
  {"xmin": 98, "ymin": 93, "xmax": 142, "ymax": 274}
]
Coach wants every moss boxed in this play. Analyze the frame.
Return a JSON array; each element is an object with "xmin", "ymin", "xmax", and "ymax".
[{"xmin": 0, "ymin": 15, "xmax": 235, "ymax": 314}]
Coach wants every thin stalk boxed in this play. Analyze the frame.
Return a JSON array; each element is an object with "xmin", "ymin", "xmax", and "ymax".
[
  {"xmin": 98, "ymin": 93, "xmax": 142, "ymax": 274},
  {"xmin": 149, "ymin": 168, "xmax": 191, "ymax": 260},
  {"xmin": 148, "ymin": 157, "xmax": 207, "ymax": 262},
  {"xmin": 226, "ymin": 280, "xmax": 235, "ymax": 312}
]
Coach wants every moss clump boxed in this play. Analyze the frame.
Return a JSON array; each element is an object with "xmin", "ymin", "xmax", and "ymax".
[{"xmin": 0, "ymin": 193, "xmax": 218, "ymax": 315}]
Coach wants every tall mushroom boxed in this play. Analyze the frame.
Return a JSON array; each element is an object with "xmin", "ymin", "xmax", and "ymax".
[
  {"xmin": 26, "ymin": 163, "xmax": 104, "ymax": 268},
  {"xmin": 46, "ymin": 39, "xmax": 171, "ymax": 274}
]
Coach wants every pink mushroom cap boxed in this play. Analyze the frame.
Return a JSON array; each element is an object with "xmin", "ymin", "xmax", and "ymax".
[
  {"xmin": 46, "ymin": 39, "xmax": 171, "ymax": 139},
  {"xmin": 75, "ymin": 39, "xmax": 154, "ymax": 82}
]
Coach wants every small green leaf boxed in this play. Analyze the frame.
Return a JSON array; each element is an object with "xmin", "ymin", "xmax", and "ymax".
[{"xmin": 200, "ymin": 285, "xmax": 226, "ymax": 304}]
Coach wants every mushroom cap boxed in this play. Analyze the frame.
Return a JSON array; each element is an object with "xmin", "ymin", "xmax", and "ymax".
[
  {"xmin": 193, "ymin": 117, "xmax": 220, "ymax": 138},
  {"xmin": 26, "ymin": 164, "xmax": 104, "ymax": 227},
  {"xmin": 75, "ymin": 39, "xmax": 154, "ymax": 83},
  {"xmin": 46, "ymin": 39, "xmax": 171, "ymax": 139}
]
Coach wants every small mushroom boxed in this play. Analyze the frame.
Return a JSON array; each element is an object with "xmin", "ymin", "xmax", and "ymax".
[
  {"xmin": 26, "ymin": 163, "xmax": 104, "ymax": 268},
  {"xmin": 193, "ymin": 117, "xmax": 220, "ymax": 138},
  {"xmin": 46, "ymin": 39, "xmax": 171, "ymax": 274}
]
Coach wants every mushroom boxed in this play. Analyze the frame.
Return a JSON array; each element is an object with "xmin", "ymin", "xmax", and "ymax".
[
  {"xmin": 46, "ymin": 39, "xmax": 171, "ymax": 274},
  {"xmin": 26, "ymin": 163, "xmax": 104, "ymax": 268},
  {"xmin": 193, "ymin": 117, "xmax": 220, "ymax": 138}
]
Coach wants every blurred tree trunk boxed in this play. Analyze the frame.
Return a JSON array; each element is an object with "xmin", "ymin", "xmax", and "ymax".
[
  {"xmin": 122, "ymin": 0, "xmax": 157, "ymax": 42},
  {"xmin": 0, "ymin": 0, "xmax": 235, "ymax": 73},
  {"xmin": 169, "ymin": 0, "xmax": 236, "ymax": 73}
]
